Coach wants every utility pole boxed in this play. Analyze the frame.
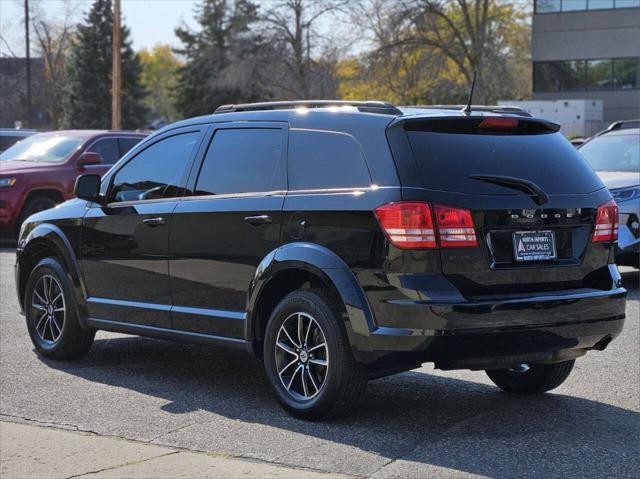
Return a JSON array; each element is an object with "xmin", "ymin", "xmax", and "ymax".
[
  {"xmin": 24, "ymin": 0, "xmax": 32, "ymax": 127},
  {"xmin": 111, "ymin": 0, "xmax": 122, "ymax": 129}
]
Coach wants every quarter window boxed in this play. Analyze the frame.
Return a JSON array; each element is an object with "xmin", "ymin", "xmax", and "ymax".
[
  {"xmin": 288, "ymin": 130, "xmax": 372, "ymax": 190},
  {"xmin": 195, "ymin": 128, "xmax": 285, "ymax": 195},
  {"xmin": 109, "ymin": 131, "xmax": 199, "ymax": 203}
]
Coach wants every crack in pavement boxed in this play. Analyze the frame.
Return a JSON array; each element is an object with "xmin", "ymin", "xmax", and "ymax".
[
  {"xmin": 64, "ymin": 450, "xmax": 180, "ymax": 479},
  {"xmin": 147, "ymin": 418, "xmax": 219, "ymax": 444},
  {"xmin": 0, "ymin": 413, "xmax": 105, "ymax": 437}
]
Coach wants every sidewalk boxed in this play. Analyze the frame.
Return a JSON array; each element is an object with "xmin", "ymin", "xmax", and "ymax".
[{"xmin": 0, "ymin": 421, "xmax": 350, "ymax": 479}]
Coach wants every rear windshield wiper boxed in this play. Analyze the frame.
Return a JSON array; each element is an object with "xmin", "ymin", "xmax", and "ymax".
[{"xmin": 469, "ymin": 174, "xmax": 549, "ymax": 205}]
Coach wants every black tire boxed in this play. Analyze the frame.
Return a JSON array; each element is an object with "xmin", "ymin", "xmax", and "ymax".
[
  {"xmin": 24, "ymin": 257, "xmax": 95, "ymax": 360},
  {"xmin": 19, "ymin": 196, "xmax": 57, "ymax": 228},
  {"xmin": 486, "ymin": 360, "xmax": 575, "ymax": 394},
  {"xmin": 263, "ymin": 288, "xmax": 367, "ymax": 420}
]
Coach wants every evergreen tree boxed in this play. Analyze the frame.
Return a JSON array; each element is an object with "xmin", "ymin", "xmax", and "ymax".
[
  {"xmin": 174, "ymin": 0, "xmax": 268, "ymax": 118},
  {"xmin": 63, "ymin": 0, "xmax": 147, "ymax": 129}
]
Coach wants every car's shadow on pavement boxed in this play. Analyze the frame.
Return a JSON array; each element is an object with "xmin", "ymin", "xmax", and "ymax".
[{"xmin": 36, "ymin": 269, "xmax": 640, "ymax": 478}]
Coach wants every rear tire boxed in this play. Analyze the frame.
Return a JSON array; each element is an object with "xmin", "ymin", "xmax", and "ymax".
[
  {"xmin": 24, "ymin": 258, "xmax": 95, "ymax": 360},
  {"xmin": 486, "ymin": 360, "xmax": 575, "ymax": 394},
  {"xmin": 263, "ymin": 288, "xmax": 367, "ymax": 420}
]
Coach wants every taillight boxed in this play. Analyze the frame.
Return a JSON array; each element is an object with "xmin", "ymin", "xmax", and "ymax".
[
  {"xmin": 592, "ymin": 199, "xmax": 619, "ymax": 243},
  {"xmin": 374, "ymin": 202, "xmax": 436, "ymax": 248},
  {"xmin": 434, "ymin": 204, "xmax": 478, "ymax": 247},
  {"xmin": 374, "ymin": 202, "xmax": 477, "ymax": 249}
]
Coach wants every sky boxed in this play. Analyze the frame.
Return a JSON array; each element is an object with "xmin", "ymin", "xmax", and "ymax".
[{"xmin": 0, "ymin": 0, "xmax": 201, "ymax": 55}]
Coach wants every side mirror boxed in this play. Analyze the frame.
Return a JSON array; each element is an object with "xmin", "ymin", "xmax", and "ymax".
[
  {"xmin": 77, "ymin": 151, "xmax": 102, "ymax": 167},
  {"xmin": 74, "ymin": 174, "xmax": 101, "ymax": 202}
]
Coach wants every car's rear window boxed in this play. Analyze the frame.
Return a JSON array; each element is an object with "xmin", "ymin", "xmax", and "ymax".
[
  {"xmin": 405, "ymin": 125, "xmax": 603, "ymax": 195},
  {"xmin": 578, "ymin": 132, "xmax": 640, "ymax": 172}
]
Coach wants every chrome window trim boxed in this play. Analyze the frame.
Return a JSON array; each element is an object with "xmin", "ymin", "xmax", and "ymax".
[{"xmin": 101, "ymin": 185, "xmax": 394, "ymax": 208}]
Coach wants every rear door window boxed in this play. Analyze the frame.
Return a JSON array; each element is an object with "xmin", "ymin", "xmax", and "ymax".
[
  {"xmin": 87, "ymin": 138, "xmax": 120, "ymax": 164},
  {"xmin": 195, "ymin": 128, "xmax": 285, "ymax": 195},
  {"xmin": 288, "ymin": 129, "xmax": 372, "ymax": 190},
  {"xmin": 119, "ymin": 137, "xmax": 143, "ymax": 158},
  {"xmin": 405, "ymin": 122, "xmax": 603, "ymax": 195}
]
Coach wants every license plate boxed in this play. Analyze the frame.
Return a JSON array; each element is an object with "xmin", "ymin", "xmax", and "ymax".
[{"xmin": 512, "ymin": 230, "xmax": 557, "ymax": 262}]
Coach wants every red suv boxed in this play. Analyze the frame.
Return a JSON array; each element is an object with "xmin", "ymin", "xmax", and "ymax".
[{"xmin": 0, "ymin": 130, "xmax": 147, "ymax": 232}]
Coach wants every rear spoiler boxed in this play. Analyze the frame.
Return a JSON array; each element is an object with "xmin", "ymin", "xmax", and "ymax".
[
  {"xmin": 403, "ymin": 105, "xmax": 533, "ymax": 118},
  {"xmin": 389, "ymin": 115, "xmax": 561, "ymax": 133}
]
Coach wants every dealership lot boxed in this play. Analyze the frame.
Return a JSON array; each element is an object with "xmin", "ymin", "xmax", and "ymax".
[{"xmin": 0, "ymin": 248, "xmax": 638, "ymax": 478}]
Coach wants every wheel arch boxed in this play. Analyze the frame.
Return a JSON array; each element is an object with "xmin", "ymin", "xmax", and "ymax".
[
  {"xmin": 246, "ymin": 243, "xmax": 375, "ymax": 358},
  {"xmin": 17, "ymin": 223, "xmax": 88, "ymax": 327}
]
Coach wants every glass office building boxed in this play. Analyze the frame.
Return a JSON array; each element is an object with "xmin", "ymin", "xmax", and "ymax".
[{"xmin": 532, "ymin": 1, "xmax": 640, "ymax": 125}]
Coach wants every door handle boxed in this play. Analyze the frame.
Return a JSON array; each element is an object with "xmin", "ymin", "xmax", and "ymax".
[
  {"xmin": 142, "ymin": 217, "xmax": 166, "ymax": 227},
  {"xmin": 244, "ymin": 214, "xmax": 272, "ymax": 225}
]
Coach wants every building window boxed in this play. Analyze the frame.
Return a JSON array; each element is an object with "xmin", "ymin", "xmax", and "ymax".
[
  {"xmin": 535, "ymin": 0, "xmax": 640, "ymax": 12},
  {"xmin": 616, "ymin": 0, "xmax": 640, "ymax": 7},
  {"xmin": 534, "ymin": 58, "xmax": 639, "ymax": 92},
  {"xmin": 536, "ymin": 0, "xmax": 561, "ymax": 12},
  {"xmin": 534, "ymin": 62, "xmax": 561, "ymax": 92},
  {"xmin": 561, "ymin": 60, "xmax": 586, "ymax": 91},
  {"xmin": 589, "ymin": 0, "xmax": 614, "ymax": 8},
  {"xmin": 587, "ymin": 59, "xmax": 613, "ymax": 90},
  {"xmin": 614, "ymin": 58, "xmax": 640, "ymax": 89},
  {"xmin": 562, "ymin": 0, "xmax": 587, "ymax": 11}
]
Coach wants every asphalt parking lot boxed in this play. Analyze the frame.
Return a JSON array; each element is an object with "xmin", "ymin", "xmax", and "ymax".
[{"xmin": 1, "ymin": 248, "xmax": 638, "ymax": 478}]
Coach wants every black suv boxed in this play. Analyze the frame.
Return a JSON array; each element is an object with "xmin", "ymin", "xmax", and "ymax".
[{"xmin": 15, "ymin": 101, "xmax": 626, "ymax": 419}]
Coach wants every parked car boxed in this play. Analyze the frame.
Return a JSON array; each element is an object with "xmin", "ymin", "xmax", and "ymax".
[
  {"xmin": 0, "ymin": 130, "xmax": 147, "ymax": 232},
  {"xmin": 579, "ymin": 120, "xmax": 640, "ymax": 268},
  {"xmin": 0, "ymin": 128, "xmax": 36, "ymax": 153},
  {"xmin": 15, "ymin": 101, "xmax": 626, "ymax": 419}
]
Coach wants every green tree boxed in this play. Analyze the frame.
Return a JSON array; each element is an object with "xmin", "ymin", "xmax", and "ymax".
[
  {"xmin": 63, "ymin": 0, "xmax": 147, "ymax": 129},
  {"xmin": 139, "ymin": 44, "xmax": 182, "ymax": 124},
  {"xmin": 174, "ymin": 0, "xmax": 267, "ymax": 117}
]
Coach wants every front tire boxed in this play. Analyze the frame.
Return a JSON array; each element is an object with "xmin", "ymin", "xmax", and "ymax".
[
  {"xmin": 24, "ymin": 258, "xmax": 95, "ymax": 360},
  {"xmin": 263, "ymin": 289, "xmax": 367, "ymax": 420},
  {"xmin": 486, "ymin": 360, "xmax": 575, "ymax": 394}
]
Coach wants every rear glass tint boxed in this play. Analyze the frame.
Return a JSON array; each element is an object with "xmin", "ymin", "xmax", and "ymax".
[{"xmin": 405, "ymin": 126, "xmax": 603, "ymax": 195}]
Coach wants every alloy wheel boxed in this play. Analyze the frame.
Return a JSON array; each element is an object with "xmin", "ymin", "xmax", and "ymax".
[
  {"xmin": 275, "ymin": 312, "xmax": 329, "ymax": 401},
  {"xmin": 31, "ymin": 274, "xmax": 65, "ymax": 344}
]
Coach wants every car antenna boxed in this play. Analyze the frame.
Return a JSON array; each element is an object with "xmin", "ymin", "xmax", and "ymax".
[{"xmin": 461, "ymin": 71, "xmax": 477, "ymax": 116}]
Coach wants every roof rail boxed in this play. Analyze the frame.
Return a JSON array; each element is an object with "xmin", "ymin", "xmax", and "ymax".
[
  {"xmin": 606, "ymin": 119, "xmax": 640, "ymax": 131},
  {"xmin": 214, "ymin": 100, "xmax": 402, "ymax": 116},
  {"xmin": 403, "ymin": 105, "xmax": 533, "ymax": 118}
]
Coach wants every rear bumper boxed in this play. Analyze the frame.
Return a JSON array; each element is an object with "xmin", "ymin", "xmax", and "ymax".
[{"xmin": 353, "ymin": 280, "xmax": 626, "ymax": 373}]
